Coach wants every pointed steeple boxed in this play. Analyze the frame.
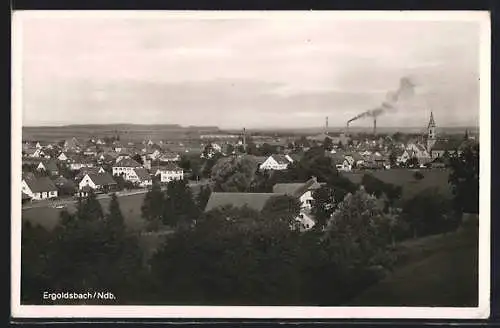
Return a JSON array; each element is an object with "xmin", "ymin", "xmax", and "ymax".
[{"xmin": 428, "ymin": 111, "xmax": 436, "ymax": 128}]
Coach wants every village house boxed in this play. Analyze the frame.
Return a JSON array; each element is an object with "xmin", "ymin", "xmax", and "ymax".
[
  {"xmin": 259, "ymin": 154, "xmax": 294, "ymax": 171},
  {"xmin": 36, "ymin": 159, "xmax": 59, "ymax": 176},
  {"xmin": 62, "ymin": 137, "xmax": 81, "ymax": 152},
  {"xmin": 78, "ymin": 172, "xmax": 117, "ymax": 193},
  {"xmin": 57, "ymin": 152, "xmax": 68, "ymax": 161},
  {"xmin": 23, "ymin": 148, "xmax": 44, "ymax": 158},
  {"xmin": 272, "ymin": 177, "xmax": 323, "ymax": 211},
  {"xmin": 21, "ymin": 176, "xmax": 58, "ymax": 200},
  {"xmin": 154, "ymin": 162, "xmax": 184, "ymax": 183},
  {"xmin": 204, "ymin": 191, "xmax": 315, "ymax": 231},
  {"xmin": 159, "ymin": 152, "xmax": 181, "ymax": 162},
  {"xmin": 430, "ymin": 139, "xmax": 465, "ymax": 159},
  {"xmin": 127, "ymin": 168, "xmax": 153, "ymax": 187},
  {"xmin": 75, "ymin": 166, "xmax": 106, "ymax": 181},
  {"xmin": 406, "ymin": 143, "xmax": 432, "ymax": 165},
  {"xmin": 67, "ymin": 155, "xmax": 96, "ymax": 171},
  {"xmin": 112, "ymin": 157, "xmax": 143, "ymax": 180}
]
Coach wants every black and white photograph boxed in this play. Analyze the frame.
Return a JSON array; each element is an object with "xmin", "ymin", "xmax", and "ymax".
[{"xmin": 11, "ymin": 11, "xmax": 490, "ymax": 319}]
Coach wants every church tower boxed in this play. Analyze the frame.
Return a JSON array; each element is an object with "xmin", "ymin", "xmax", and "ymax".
[{"xmin": 427, "ymin": 111, "xmax": 437, "ymax": 151}]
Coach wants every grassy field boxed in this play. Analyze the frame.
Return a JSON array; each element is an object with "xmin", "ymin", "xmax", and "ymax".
[
  {"xmin": 22, "ymin": 183, "xmax": 206, "ymax": 232},
  {"xmin": 342, "ymin": 168, "xmax": 453, "ymax": 202},
  {"xmin": 22, "ymin": 193, "xmax": 148, "ymax": 231},
  {"xmin": 347, "ymin": 224, "xmax": 479, "ymax": 307}
]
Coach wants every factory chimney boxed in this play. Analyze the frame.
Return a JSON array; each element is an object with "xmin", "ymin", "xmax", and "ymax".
[
  {"xmin": 325, "ymin": 116, "xmax": 329, "ymax": 135},
  {"xmin": 373, "ymin": 117, "xmax": 377, "ymax": 136},
  {"xmin": 243, "ymin": 127, "xmax": 247, "ymax": 153}
]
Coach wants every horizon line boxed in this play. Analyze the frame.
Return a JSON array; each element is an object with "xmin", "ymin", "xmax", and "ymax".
[{"xmin": 22, "ymin": 123, "xmax": 479, "ymax": 129}]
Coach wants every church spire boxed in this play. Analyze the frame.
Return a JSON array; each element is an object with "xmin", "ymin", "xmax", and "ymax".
[{"xmin": 428, "ymin": 111, "xmax": 436, "ymax": 129}]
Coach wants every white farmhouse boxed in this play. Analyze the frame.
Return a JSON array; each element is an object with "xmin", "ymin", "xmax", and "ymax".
[
  {"xmin": 127, "ymin": 168, "xmax": 153, "ymax": 187},
  {"xmin": 112, "ymin": 157, "xmax": 143, "ymax": 180},
  {"xmin": 154, "ymin": 163, "xmax": 184, "ymax": 183},
  {"xmin": 79, "ymin": 172, "xmax": 117, "ymax": 192},
  {"xmin": 21, "ymin": 177, "xmax": 58, "ymax": 200},
  {"xmin": 259, "ymin": 154, "xmax": 294, "ymax": 171}
]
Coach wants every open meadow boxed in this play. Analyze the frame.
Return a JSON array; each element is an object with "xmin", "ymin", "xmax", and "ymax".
[{"xmin": 342, "ymin": 168, "xmax": 453, "ymax": 204}]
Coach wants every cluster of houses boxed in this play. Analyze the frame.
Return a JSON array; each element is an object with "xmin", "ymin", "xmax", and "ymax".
[
  {"xmin": 21, "ymin": 137, "xmax": 185, "ymax": 202},
  {"xmin": 204, "ymin": 176, "xmax": 323, "ymax": 231}
]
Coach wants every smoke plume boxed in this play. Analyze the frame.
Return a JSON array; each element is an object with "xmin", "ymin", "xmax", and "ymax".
[{"xmin": 347, "ymin": 77, "xmax": 415, "ymax": 125}]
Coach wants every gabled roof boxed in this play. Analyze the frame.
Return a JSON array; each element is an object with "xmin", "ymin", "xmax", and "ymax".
[
  {"xmin": 431, "ymin": 139, "xmax": 464, "ymax": 152},
  {"xmin": 22, "ymin": 172, "xmax": 36, "ymax": 181},
  {"xmin": 133, "ymin": 168, "xmax": 151, "ymax": 181},
  {"xmin": 272, "ymin": 177, "xmax": 322, "ymax": 198},
  {"xmin": 114, "ymin": 157, "xmax": 142, "ymax": 168},
  {"xmin": 270, "ymin": 154, "xmax": 292, "ymax": 165},
  {"xmin": 38, "ymin": 159, "xmax": 59, "ymax": 171},
  {"xmin": 24, "ymin": 177, "xmax": 58, "ymax": 193},
  {"xmin": 158, "ymin": 162, "xmax": 183, "ymax": 171},
  {"xmin": 86, "ymin": 172, "xmax": 117, "ymax": 186},
  {"xmin": 205, "ymin": 192, "xmax": 282, "ymax": 212},
  {"xmin": 76, "ymin": 167, "xmax": 104, "ymax": 179}
]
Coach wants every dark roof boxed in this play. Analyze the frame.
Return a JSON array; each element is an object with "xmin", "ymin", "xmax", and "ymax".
[
  {"xmin": 22, "ymin": 172, "xmax": 36, "ymax": 181},
  {"xmin": 205, "ymin": 192, "xmax": 282, "ymax": 212},
  {"xmin": 87, "ymin": 173, "xmax": 117, "ymax": 186},
  {"xmin": 115, "ymin": 157, "xmax": 142, "ymax": 168},
  {"xmin": 271, "ymin": 154, "xmax": 292, "ymax": 165},
  {"xmin": 68, "ymin": 154, "xmax": 95, "ymax": 164},
  {"xmin": 53, "ymin": 176, "xmax": 69, "ymax": 185},
  {"xmin": 431, "ymin": 139, "xmax": 464, "ymax": 151},
  {"xmin": 38, "ymin": 160, "xmax": 59, "ymax": 172},
  {"xmin": 24, "ymin": 177, "xmax": 58, "ymax": 193},
  {"xmin": 156, "ymin": 162, "xmax": 182, "ymax": 171},
  {"xmin": 134, "ymin": 168, "xmax": 151, "ymax": 181},
  {"xmin": 76, "ymin": 167, "xmax": 104, "ymax": 179},
  {"xmin": 272, "ymin": 177, "xmax": 322, "ymax": 197}
]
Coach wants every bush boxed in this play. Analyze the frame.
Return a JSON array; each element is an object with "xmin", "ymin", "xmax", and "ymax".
[{"xmin": 413, "ymin": 171, "xmax": 424, "ymax": 180}]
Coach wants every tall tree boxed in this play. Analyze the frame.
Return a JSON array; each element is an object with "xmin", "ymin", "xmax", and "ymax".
[
  {"xmin": 150, "ymin": 206, "xmax": 302, "ymax": 305},
  {"xmin": 323, "ymin": 137, "xmax": 333, "ymax": 151},
  {"xmin": 261, "ymin": 195, "xmax": 302, "ymax": 230},
  {"xmin": 106, "ymin": 193, "xmax": 125, "ymax": 234},
  {"xmin": 196, "ymin": 185, "xmax": 212, "ymax": 211},
  {"xmin": 163, "ymin": 179, "xmax": 200, "ymax": 228},
  {"xmin": 401, "ymin": 187, "xmax": 455, "ymax": 238},
  {"xmin": 311, "ymin": 186, "xmax": 336, "ymax": 229},
  {"xmin": 448, "ymin": 143, "xmax": 479, "ymax": 214},
  {"xmin": 77, "ymin": 189, "xmax": 104, "ymax": 222},
  {"xmin": 141, "ymin": 182, "xmax": 165, "ymax": 231},
  {"xmin": 322, "ymin": 187, "xmax": 393, "ymax": 268},
  {"xmin": 210, "ymin": 155, "xmax": 258, "ymax": 192}
]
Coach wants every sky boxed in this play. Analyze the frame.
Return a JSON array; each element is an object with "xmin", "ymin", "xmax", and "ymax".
[{"xmin": 15, "ymin": 11, "xmax": 485, "ymax": 129}]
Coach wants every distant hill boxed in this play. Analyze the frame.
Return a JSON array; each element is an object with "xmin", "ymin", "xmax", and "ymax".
[{"xmin": 22, "ymin": 124, "xmax": 221, "ymax": 142}]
